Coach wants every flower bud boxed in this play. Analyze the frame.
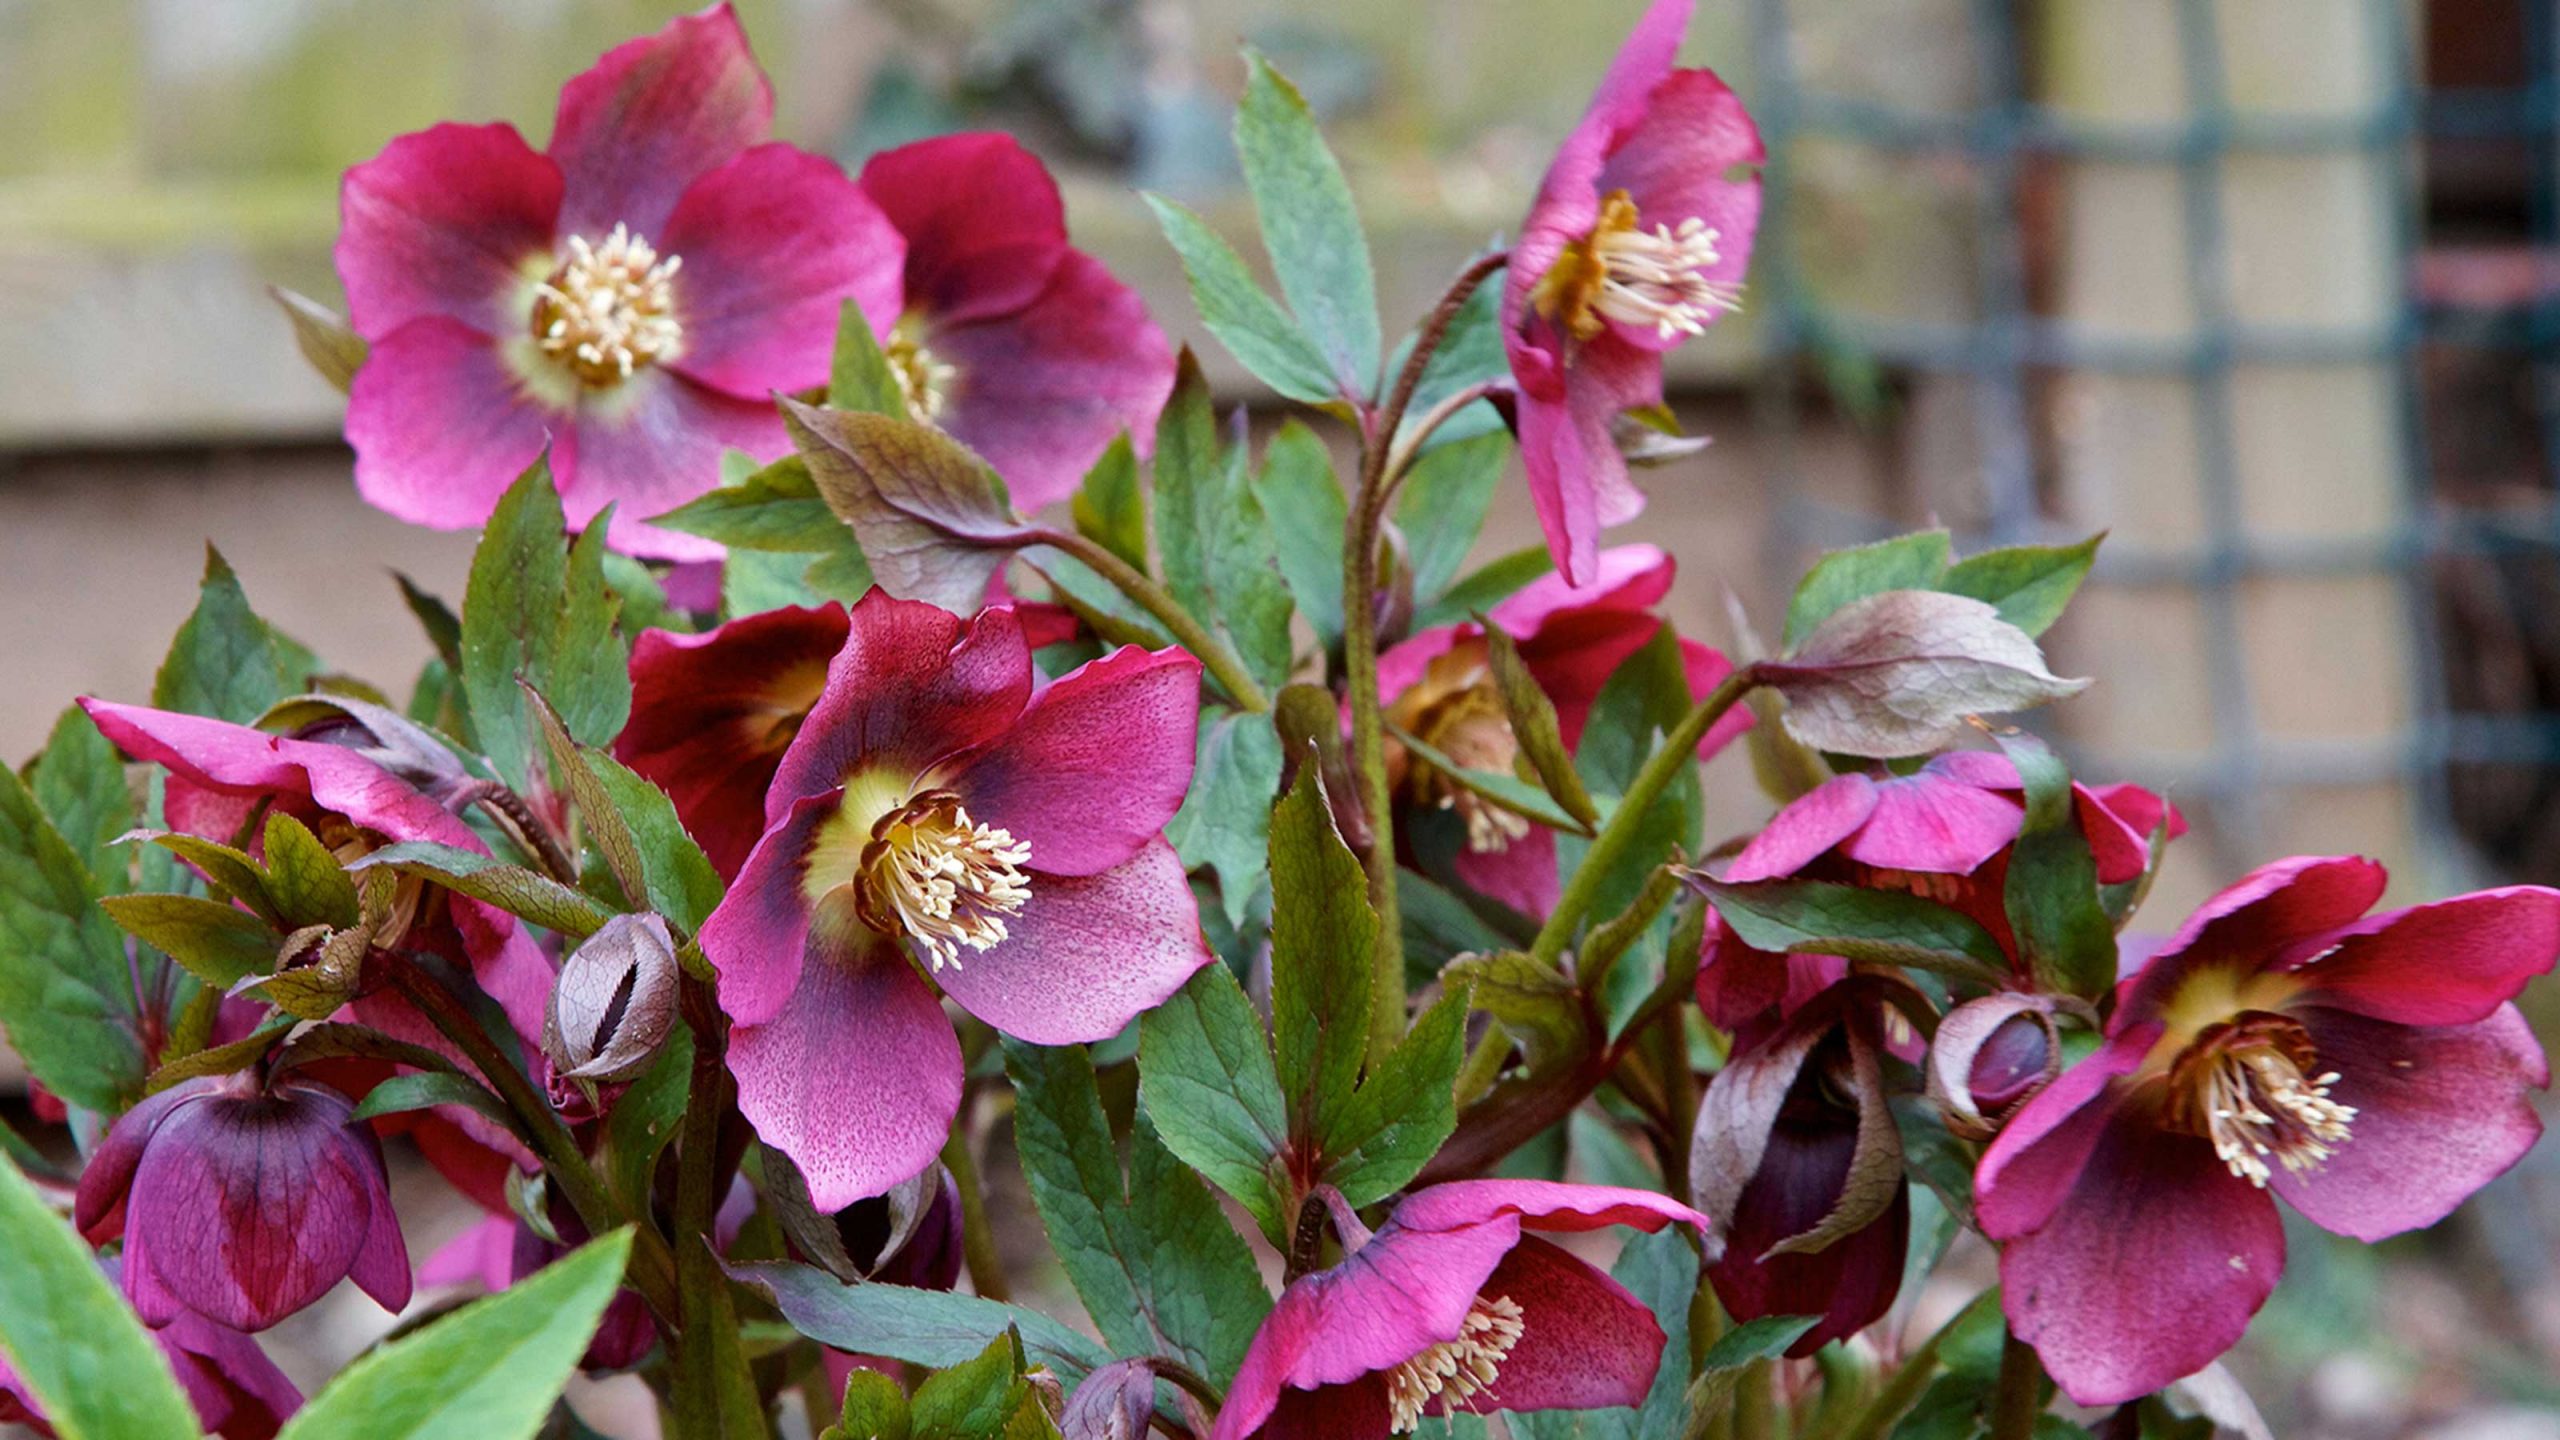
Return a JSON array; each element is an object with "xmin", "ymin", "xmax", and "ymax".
[
  {"xmin": 260, "ymin": 693, "xmax": 470, "ymax": 800},
  {"xmin": 1060, "ymin": 1359, "xmax": 1159, "ymax": 1440},
  {"xmin": 543, "ymin": 913, "xmax": 679, "ymax": 1083},
  {"xmin": 1927, "ymin": 993, "xmax": 2072, "ymax": 1140}
]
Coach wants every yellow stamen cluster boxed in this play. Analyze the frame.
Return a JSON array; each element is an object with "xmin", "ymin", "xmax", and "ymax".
[
  {"xmin": 2169, "ymin": 1018, "xmax": 2356, "ymax": 1187},
  {"xmin": 532, "ymin": 224, "xmax": 684, "ymax": 385},
  {"xmin": 858, "ymin": 792, "xmax": 1031, "ymax": 972},
  {"xmin": 1395, "ymin": 661, "xmax": 1531, "ymax": 855},
  {"xmin": 1384, "ymin": 1295, "xmax": 1525, "ymax": 1434},
  {"xmin": 884, "ymin": 326, "xmax": 957, "ymax": 421},
  {"xmin": 1533, "ymin": 190, "xmax": 1740, "ymax": 343}
]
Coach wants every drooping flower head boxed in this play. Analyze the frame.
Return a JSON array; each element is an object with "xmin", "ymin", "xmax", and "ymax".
[
  {"xmin": 1503, "ymin": 0, "xmax": 1762, "ymax": 584},
  {"xmin": 857, "ymin": 133, "xmax": 1175, "ymax": 512},
  {"xmin": 0, "ymin": 1278, "xmax": 301, "ymax": 1440},
  {"xmin": 336, "ymin": 4, "xmax": 903, "ymax": 558},
  {"xmin": 1214, "ymin": 1182, "xmax": 1707, "ymax": 1439},
  {"xmin": 1379, "ymin": 544, "xmax": 1747, "ymax": 916},
  {"xmin": 698, "ymin": 591, "xmax": 1211, "ymax": 1209},
  {"xmin": 1695, "ymin": 751, "xmax": 2179, "ymax": 1041},
  {"xmin": 75, "ymin": 1073, "xmax": 411, "ymax": 1334},
  {"xmin": 1976, "ymin": 857, "xmax": 2560, "ymax": 1405}
]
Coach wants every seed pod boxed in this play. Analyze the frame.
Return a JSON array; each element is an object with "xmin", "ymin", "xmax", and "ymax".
[{"xmin": 542, "ymin": 913, "xmax": 679, "ymax": 1082}]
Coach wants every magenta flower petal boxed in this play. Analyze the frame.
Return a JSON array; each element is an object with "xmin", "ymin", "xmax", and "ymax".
[
  {"xmin": 768, "ymin": 596, "xmax": 1032, "ymax": 817},
  {"xmin": 1389, "ymin": 1178, "xmax": 1708, "ymax": 1237},
  {"xmin": 1487, "ymin": 543, "xmax": 1674, "ymax": 633},
  {"xmin": 1997, "ymin": 1114, "xmax": 2285, "ymax": 1408},
  {"xmin": 1972, "ymin": 1023, "xmax": 2157, "ymax": 1241},
  {"xmin": 933, "ymin": 839, "xmax": 1209, "ymax": 1046},
  {"xmin": 1838, "ymin": 769, "xmax": 2023, "ymax": 875},
  {"xmin": 73, "ymin": 1079, "xmax": 197, "ymax": 1244},
  {"xmin": 1453, "ymin": 827, "xmax": 1562, "ymax": 919},
  {"xmin": 547, "ymin": 3, "xmax": 772, "ymax": 239},
  {"xmin": 1469, "ymin": 1237, "xmax": 1668, "ymax": 1414},
  {"xmin": 700, "ymin": 794, "xmax": 837, "ymax": 1027},
  {"xmin": 553, "ymin": 369, "xmax": 786, "ymax": 561},
  {"xmin": 949, "ymin": 645, "xmax": 1201, "ymax": 878},
  {"xmin": 656, "ymin": 142, "xmax": 906, "ymax": 400},
  {"xmin": 927, "ymin": 251, "xmax": 1177, "ymax": 513},
  {"xmin": 2125, "ymin": 856, "xmax": 2388, "ymax": 1013},
  {"xmin": 728, "ymin": 934, "xmax": 964, "ymax": 1212},
  {"xmin": 859, "ymin": 132, "xmax": 1069, "ymax": 323},
  {"xmin": 617, "ymin": 603, "xmax": 852, "ymax": 881},
  {"xmin": 1725, "ymin": 775, "xmax": 1881, "ymax": 883},
  {"xmin": 1512, "ymin": 336, "xmax": 1659, "ymax": 586},
  {"xmin": 156, "ymin": 1308, "xmax": 302, "ymax": 1438},
  {"xmin": 336, "ymin": 122, "xmax": 561, "ymax": 336},
  {"xmin": 2268, "ymin": 1003, "xmax": 2547, "ymax": 1241},
  {"xmin": 346, "ymin": 317, "xmax": 553, "ymax": 533},
  {"xmin": 2287, "ymin": 886, "xmax": 2560, "ymax": 1025},
  {"xmin": 1587, "ymin": 67, "xmax": 1762, "ymax": 355}
]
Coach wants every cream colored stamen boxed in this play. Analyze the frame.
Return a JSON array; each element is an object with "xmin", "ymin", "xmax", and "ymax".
[
  {"xmin": 532, "ymin": 224, "xmax": 684, "ymax": 385},
  {"xmin": 858, "ymin": 792, "xmax": 1031, "ymax": 972},
  {"xmin": 2170, "ymin": 1020, "xmax": 2356, "ymax": 1187},
  {"xmin": 1534, "ymin": 190, "xmax": 1741, "ymax": 343},
  {"xmin": 1385, "ymin": 1295, "xmax": 1525, "ymax": 1434},
  {"xmin": 884, "ymin": 327, "xmax": 957, "ymax": 422}
]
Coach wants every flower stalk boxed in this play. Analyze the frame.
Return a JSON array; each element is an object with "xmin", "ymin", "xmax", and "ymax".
[
  {"xmin": 1029, "ymin": 525, "xmax": 1270, "ymax": 714},
  {"xmin": 672, "ymin": 974, "xmax": 767, "ymax": 1439}
]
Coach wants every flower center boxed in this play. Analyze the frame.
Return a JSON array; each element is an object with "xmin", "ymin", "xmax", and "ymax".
[
  {"xmin": 1407, "ymin": 676, "xmax": 1530, "ymax": 854},
  {"xmin": 1531, "ymin": 189, "xmax": 1739, "ymax": 343},
  {"xmin": 853, "ymin": 790, "xmax": 1031, "ymax": 972},
  {"xmin": 1383, "ymin": 1294, "xmax": 1525, "ymax": 1434},
  {"xmin": 531, "ymin": 224, "xmax": 684, "ymax": 386},
  {"xmin": 884, "ymin": 322, "xmax": 956, "ymax": 422},
  {"xmin": 2165, "ymin": 1013, "xmax": 2356, "ymax": 1187}
]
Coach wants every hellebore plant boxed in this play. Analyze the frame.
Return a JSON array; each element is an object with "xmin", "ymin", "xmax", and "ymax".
[{"xmin": 0, "ymin": 3, "xmax": 2550, "ymax": 1439}]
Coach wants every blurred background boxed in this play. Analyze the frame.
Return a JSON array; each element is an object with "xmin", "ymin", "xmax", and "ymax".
[{"xmin": 4, "ymin": 0, "xmax": 2559, "ymax": 1434}]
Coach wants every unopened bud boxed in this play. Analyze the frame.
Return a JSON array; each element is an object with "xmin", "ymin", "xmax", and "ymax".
[
  {"xmin": 543, "ymin": 913, "xmax": 679, "ymax": 1082},
  {"xmin": 1060, "ymin": 1359, "xmax": 1160, "ymax": 1440},
  {"xmin": 242, "ymin": 921, "xmax": 372, "ymax": 1020},
  {"xmin": 1927, "ymin": 994, "xmax": 2073, "ymax": 1140}
]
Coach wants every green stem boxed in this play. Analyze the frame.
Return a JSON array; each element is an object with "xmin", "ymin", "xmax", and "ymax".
[
  {"xmin": 672, "ymin": 977, "xmax": 768, "ymax": 1439},
  {"xmin": 388, "ymin": 960, "xmax": 680, "ymax": 1323},
  {"xmin": 1988, "ymin": 1331, "xmax": 2044, "ymax": 1440},
  {"xmin": 1822, "ymin": 1330, "xmax": 1945, "ymax": 1440},
  {"xmin": 1733, "ymin": 1358, "xmax": 1777, "ymax": 1440},
  {"xmin": 1527, "ymin": 666, "xmax": 1760, "ymax": 970},
  {"xmin": 942, "ymin": 1109, "xmax": 1011, "ymax": 1303},
  {"xmin": 1342, "ymin": 250, "xmax": 1509, "ymax": 1071},
  {"xmin": 1028, "ymin": 527, "xmax": 1269, "ymax": 713}
]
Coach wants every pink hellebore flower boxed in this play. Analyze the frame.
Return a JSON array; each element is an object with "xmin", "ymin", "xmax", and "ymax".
[
  {"xmin": 1214, "ymin": 1182, "xmax": 1707, "ymax": 1439},
  {"xmin": 1695, "ymin": 752, "xmax": 2179, "ymax": 1040},
  {"xmin": 698, "ymin": 591, "xmax": 1211, "ymax": 1209},
  {"xmin": 858, "ymin": 133, "xmax": 1175, "ymax": 512},
  {"xmin": 0, "ymin": 1281, "xmax": 300, "ymax": 1440},
  {"xmin": 1379, "ymin": 544, "xmax": 1747, "ymax": 917},
  {"xmin": 336, "ymin": 4, "xmax": 903, "ymax": 559},
  {"xmin": 1976, "ymin": 856, "xmax": 2560, "ymax": 1405},
  {"xmin": 75, "ymin": 1073, "xmax": 410, "ymax": 1334},
  {"xmin": 1503, "ymin": 0, "xmax": 1762, "ymax": 585}
]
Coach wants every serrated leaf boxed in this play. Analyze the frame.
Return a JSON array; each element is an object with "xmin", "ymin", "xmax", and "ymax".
[
  {"xmin": 1993, "ymin": 732, "xmax": 2114, "ymax": 1000},
  {"xmin": 1765, "ymin": 590, "xmax": 2089, "ymax": 758},
  {"xmin": 270, "ymin": 284, "xmax": 366, "ymax": 394},
  {"xmin": 1389, "ymin": 725, "xmax": 1586, "ymax": 835},
  {"xmin": 1396, "ymin": 431, "xmax": 1512, "ymax": 604},
  {"xmin": 0, "ymin": 1155, "xmax": 202, "ymax": 1440},
  {"xmin": 728, "ymin": 1262, "xmax": 1111, "ymax": 1386},
  {"xmin": 1143, "ymin": 195, "xmax": 1337, "ymax": 405},
  {"xmin": 830, "ymin": 298, "xmax": 911, "ymax": 419},
  {"xmin": 786, "ymin": 401, "xmax": 1030, "ymax": 613},
  {"xmin": 586, "ymin": 756, "xmax": 725, "ymax": 934},
  {"xmin": 1686, "ymin": 1315, "xmax": 1822, "ymax": 1414},
  {"xmin": 834, "ymin": 1369, "xmax": 911, "ymax": 1440},
  {"xmin": 1683, "ymin": 875, "xmax": 2012, "ymax": 988},
  {"xmin": 262, "ymin": 812, "xmax": 360, "ymax": 929},
  {"xmin": 1484, "ymin": 629, "xmax": 1600, "ymax": 828},
  {"xmin": 1782, "ymin": 531, "xmax": 1952, "ymax": 650},
  {"xmin": 1391, "ymin": 266, "xmax": 1508, "ymax": 455},
  {"xmin": 1166, "ymin": 709, "xmax": 1283, "ymax": 928},
  {"xmin": 276, "ymin": 1229, "xmax": 633, "ymax": 1440},
  {"xmin": 154, "ymin": 547, "xmax": 295, "ymax": 725},
  {"xmin": 1319, "ymin": 984, "xmax": 1468, "ymax": 1206},
  {"xmin": 99, "ymin": 893, "xmax": 279, "ymax": 988},
  {"xmin": 1136, "ymin": 964, "xmax": 1290, "ymax": 1241},
  {"xmin": 1269, "ymin": 764, "xmax": 1375, "ymax": 1144},
  {"xmin": 1940, "ymin": 534, "xmax": 2101, "ymax": 638},
  {"xmin": 351, "ymin": 842, "xmax": 612, "ymax": 939},
  {"xmin": 124, "ymin": 831, "xmax": 279, "ymax": 925},
  {"xmin": 652, "ymin": 455, "xmax": 850, "ymax": 553},
  {"xmin": 1153, "ymin": 355, "xmax": 1293, "ymax": 695},
  {"xmin": 1413, "ymin": 546, "xmax": 1554, "ymax": 633},
  {"xmin": 1004, "ymin": 1042, "xmax": 1270, "ymax": 1384},
  {"xmin": 460, "ymin": 463, "xmax": 630, "ymax": 790},
  {"xmin": 31, "ymin": 705, "xmax": 135, "ymax": 887},
  {"xmin": 348, "ymin": 1071, "xmax": 518, "ymax": 1133},
  {"xmin": 1254, "ymin": 422, "xmax": 1346, "ymax": 650},
  {"xmin": 1071, "ymin": 435, "xmax": 1148, "ymax": 572},
  {"xmin": 1235, "ymin": 50, "xmax": 1380, "ymax": 395}
]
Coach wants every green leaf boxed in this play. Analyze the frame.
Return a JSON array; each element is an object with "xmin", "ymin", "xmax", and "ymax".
[
  {"xmin": 652, "ymin": 455, "xmax": 851, "ymax": 554},
  {"xmin": 154, "ymin": 547, "xmax": 294, "ymax": 724},
  {"xmin": 830, "ymin": 299, "xmax": 911, "ymax": 419},
  {"xmin": 1413, "ymin": 546, "xmax": 1554, "ymax": 633},
  {"xmin": 832, "ymin": 1370, "xmax": 912, "ymax": 1440},
  {"xmin": 396, "ymin": 574, "xmax": 466, "ymax": 675},
  {"xmin": 1004, "ymin": 1041, "xmax": 1270, "ymax": 1384},
  {"xmin": 125, "ymin": 832, "xmax": 278, "ymax": 924},
  {"xmin": 1235, "ymin": 50, "xmax": 1380, "ymax": 396},
  {"xmin": 353, "ymin": 841, "xmax": 613, "ymax": 939},
  {"xmin": 1319, "ymin": 984, "xmax": 1469, "ymax": 1206},
  {"xmin": 1255, "ymin": 421, "xmax": 1347, "ymax": 650},
  {"xmin": 348, "ymin": 1071, "xmax": 517, "ymax": 1132},
  {"xmin": 278, "ymin": 1229, "xmax": 634, "ymax": 1440},
  {"xmin": 270, "ymin": 284, "xmax": 367, "ymax": 394},
  {"xmin": 1143, "ymin": 195, "xmax": 1338, "ymax": 405},
  {"xmin": 1268, "ymin": 764, "xmax": 1376, "ymax": 1143},
  {"xmin": 728, "ymin": 1262, "xmax": 1111, "ymax": 1385},
  {"xmin": 1166, "ymin": 709, "xmax": 1284, "ymax": 928},
  {"xmin": 1398, "ymin": 869, "xmax": 1520, "ymax": 976},
  {"xmin": 0, "ymin": 856, "xmax": 143, "ymax": 1097},
  {"xmin": 1940, "ymin": 534, "xmax": 2101, "ymax": 638},
  {"xmin": 602, "ymin": 1029, "xmax": 692, "ymax": 1216},
  {"xmin": 586, "ymin": 755, "xmax": 725, "ymax": 934},
  {"xmin": 1136, "ymin": 964, "xmax": 1291, "ymax": 1240},
  {"xmin": 1484, "ymin": 628, "xmax": 1600, "ymax": 828},
  {"xmin": 1993, "ymin": 731, "xmax": 2115, "ymax": 1000},
  {"xmin": 1389, "ymin": 725, "xmax": 1586, "ymax": 835},
  {"xmin": 0, "ymin": 1156, "xmax": 202, "ymax": 1440},
  {"xmin": 31, "ymin": 705, "xmax": 135, "ymax": 887},
  {"xmin": 460, "ymin": 463, "xmax": 630, "ymax": 790},
  {"xmin": 1686, "ymin": 1315, "xmax": 1822, "ymax": 1414},
  {"xmin": 1152, "ymin": 354, "xmax": 1294, "ymax": 695},
  {"xmin": 787, "ymin": 402, "xmax": 1029, "ymax": 614},
  {"xmin": 1443, "ymin": 950, "xmax": 1585, "ymax": 1075},
  {"xmin": 1070, "ymin": 435, "xmax": 1148, "ymax": 572},
  {"xmin": 99, "ymin": 893, "xmax": 279, "ymax": 988},
  {"xmin": 262, "ymin": 812, "xmax": 360, "ymax": 929},
  {"xmin": 1685, "ymin": 876, "xmax": 2013, "ymax": 988},
  {"xmin": 908, "ymin": 1330, "xmax": 1028, "ymax": 1440},
  {"xmin": 1396, "ymin": 431, "xmax": 1512, "ymax": 604},
  {"xmin": 1782, "ymin": 530, "xmax": 1953, "ymax": 651}
]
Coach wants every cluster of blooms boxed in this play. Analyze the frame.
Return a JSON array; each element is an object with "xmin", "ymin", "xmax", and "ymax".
[{"xmin": 0, "ymin": 3, "xmax": 2549, "ymax": 1438}]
